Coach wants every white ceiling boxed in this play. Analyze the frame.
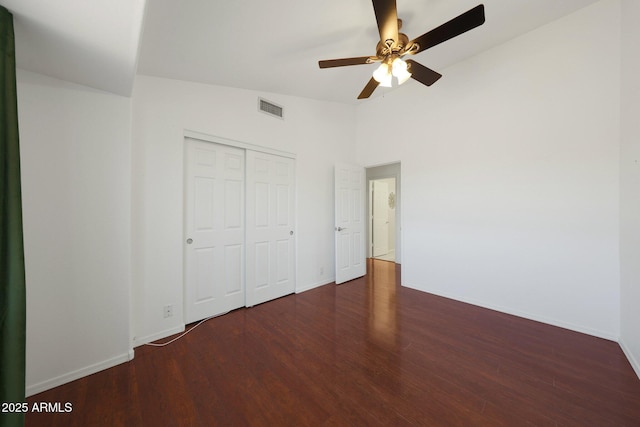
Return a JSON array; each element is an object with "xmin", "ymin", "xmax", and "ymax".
[
  {"xmin": 1, "ymin": 0, "xmax": 145, "ymax": 96},
  {"xmin": 2, "ymin": 0, "xmax": 601, "ymax": 103}
]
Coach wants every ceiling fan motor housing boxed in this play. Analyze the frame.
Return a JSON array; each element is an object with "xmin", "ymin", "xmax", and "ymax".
[{"xmin": 376, "ymin": 32, "xmax": 410, "ymax": 58}]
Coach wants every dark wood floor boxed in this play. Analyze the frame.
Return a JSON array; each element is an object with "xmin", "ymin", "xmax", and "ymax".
[{"xmin": 27, "ymin": 259, "xmax": 640, "ymax": 426}]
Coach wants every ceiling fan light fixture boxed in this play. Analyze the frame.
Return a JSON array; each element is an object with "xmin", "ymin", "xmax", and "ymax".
[
  {"xmin": 392, "ymin": 57, "xmax": 411, "ymax": 85},
  {"xmin": 318, "ymin": 3, "xmax": 486, "ymax": 99},
  {"xmin": 379, "ymin": 75, "xmax": 392, "ymax": 87},
  {"xmin": 372, "ymin": 62, "xmax": 392, "ymax": 87}
]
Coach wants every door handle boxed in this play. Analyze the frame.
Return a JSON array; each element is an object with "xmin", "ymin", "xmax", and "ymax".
[{"xmin": 336, "ymin": 227, "xmax": 347, "ymax": 232}]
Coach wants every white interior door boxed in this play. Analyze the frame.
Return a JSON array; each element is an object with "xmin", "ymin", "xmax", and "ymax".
[
  {"xmin": 372, "ymin": 180, "xmax": 389, "ymax": 257},
  {"xmin": 335, "ymin": 164, "xmax": 366, "ymax": 284},
  {"xmin": 246, "ymin": 151, "xmax": 295, "ymax": 306},
  {"xmin": 184, "ymin": 139, "xmax": 245, "ymax": 323}
]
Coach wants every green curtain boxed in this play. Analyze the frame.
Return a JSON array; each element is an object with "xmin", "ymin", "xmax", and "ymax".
[{"xmin": 0, "ymin": 6, "xmax": 26, "ymax": 427}]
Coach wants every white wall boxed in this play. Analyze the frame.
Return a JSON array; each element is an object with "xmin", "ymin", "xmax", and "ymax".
[
  {"xmin": 131, "ymin": 76, "xmax": 355, "ymax": 344},
  {"xmin": 620, "ymin": 0, "xmax": 640, "ymax": 377},
  {"xmin": 17, "ymin": 70, "xmax": 133, "ymax": 395},
  {"xmin": 356, "ymin": 0, "xmax": 621, "ymax": 339}
]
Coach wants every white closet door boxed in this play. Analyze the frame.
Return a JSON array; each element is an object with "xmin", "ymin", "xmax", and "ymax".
[
  {"xmin": 184, "ymin": 139, "xmax": 245, "ymax": 323},
  {"xmin": 246, "ymin": 151, "xmax": 295, "ymax": 306}
]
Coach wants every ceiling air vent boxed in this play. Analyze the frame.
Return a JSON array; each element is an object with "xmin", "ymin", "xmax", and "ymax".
[{"xmin": 258, "ymin": 98, "xmax": 284, "ymax": 119}]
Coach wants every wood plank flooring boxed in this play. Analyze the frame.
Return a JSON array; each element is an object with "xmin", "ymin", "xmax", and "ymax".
[{"xmin": 26, "ymin": 259, "xmax": 640, "ymax": 426}]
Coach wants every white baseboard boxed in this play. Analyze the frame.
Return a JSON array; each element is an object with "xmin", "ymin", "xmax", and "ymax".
[
  {"xmin": 403, "ymin": 284, "xmax": 619, "ymax": 342},
  {"xmin": 26, "ymin": 351, "xmax": 132, "ymax": 397},
  {"xmin": 133, "ymin": 325, "xmax": 185, "ymax": 347},
  {"xmin": 620, "ymin": 339, "xmax": 640, "ymax": 380},
  {"xmin": 296, "ymin": 278, "xmax": 335, "ymax": 294}
]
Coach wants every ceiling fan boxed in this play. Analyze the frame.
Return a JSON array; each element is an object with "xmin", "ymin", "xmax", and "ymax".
[{"xmin": 318, "ymin": 1, "xmax": 485, "ymax": 99}]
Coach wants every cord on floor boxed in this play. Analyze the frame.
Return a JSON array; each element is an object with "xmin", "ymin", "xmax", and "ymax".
[{"xmin": 144, "ymin": 311, "xmax": 230, "ymax": 347}]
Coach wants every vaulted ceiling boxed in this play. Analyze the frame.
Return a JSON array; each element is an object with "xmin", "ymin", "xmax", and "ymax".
[
  {"xmin": 2, "ymin": 0, "xmax": 601, "ymax": 104},
  {"xmin": 1, "ymin": 0, "xmax": 145, "ymax": 96}
]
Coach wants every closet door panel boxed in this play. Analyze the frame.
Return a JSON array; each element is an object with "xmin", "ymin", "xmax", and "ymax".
[
  {"xmin": 185, "ymin": 139, "xmax": 245, "ymax": 323},
  {"xmin": 246, "ymin": 151, "xmax": 295, "ymax": 306}
]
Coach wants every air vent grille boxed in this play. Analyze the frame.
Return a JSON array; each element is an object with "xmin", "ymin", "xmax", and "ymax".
[{"xmin": 258, "ymin": 98, "xmax": 284, "ymax": 119}]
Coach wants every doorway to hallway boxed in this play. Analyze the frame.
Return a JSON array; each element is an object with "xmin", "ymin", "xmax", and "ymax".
[
  {"xmin": 366, "ymin": 162, "xmax": 401, "ymax": 264},
  {"xmin": 370, "ymin": 177, "xmax": 396, "ymax": 262}
]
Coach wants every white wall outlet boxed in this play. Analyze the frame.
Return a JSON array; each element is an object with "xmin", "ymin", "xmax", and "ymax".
[{"xmin": 163, "ymin": 304, "xmax": 173, "ymax": 318}]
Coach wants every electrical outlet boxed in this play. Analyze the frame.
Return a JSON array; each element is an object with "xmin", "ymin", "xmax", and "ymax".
[{"xmin": 163, "ymin": 304, "xmax": 173, "ymax": 318}]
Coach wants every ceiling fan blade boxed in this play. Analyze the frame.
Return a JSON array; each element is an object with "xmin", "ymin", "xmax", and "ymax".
[
  {"xmin": 319, "ymin": 57, "xmax": 376, "ymax": 68},
  {"xmin": 406, "ymin": 60, "xmax": 442, "ymax": 86},
  {"xmin": 408, "ymin": 4, "xmax": 485, "ymax": 55},
  {"xmin": 372, "ymin": 0, "xmax": 399, "ymax": 47},
  {"xmin": 358, "ymin": 77, "xmax": 380, "ymax": 99}
]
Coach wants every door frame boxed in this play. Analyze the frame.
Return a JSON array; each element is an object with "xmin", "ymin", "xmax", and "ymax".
[
  {"xmin": 185, "ymin": 130, "xmax": 296, "ymax": 160},
  {"xmin": 365, "ymin": 162, "xmax": 401, "ymax": 264}
]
